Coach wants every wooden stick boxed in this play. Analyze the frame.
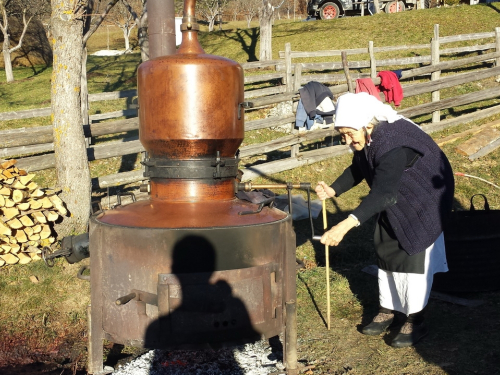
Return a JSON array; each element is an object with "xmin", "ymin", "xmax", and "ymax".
[{"xmin": 323, "ymin": 199, "xmax": 331, "ymax": 331}]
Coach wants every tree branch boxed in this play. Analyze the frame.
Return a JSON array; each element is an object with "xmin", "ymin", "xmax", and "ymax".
[
  {"xmin": 82, "ymin": 0, "xmax": 119, "ymax": 46},
  {"xmin": 8, "ymin": 10, "xmax": 33, "ymax": 53}
]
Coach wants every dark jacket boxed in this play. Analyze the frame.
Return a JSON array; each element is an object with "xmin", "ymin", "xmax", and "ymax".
[
  {"xmin": 336, "ymin": 119, "xmax": 454, "ymax": 255},
  {"xmin": 298, "ymin": 81, "xmax": 335, "ymax": 123}
]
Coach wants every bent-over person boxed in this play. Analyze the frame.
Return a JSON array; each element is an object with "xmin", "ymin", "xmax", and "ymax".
[{"xmin": 315, "ymin": 92, "xmax": 454, "ymax": 348}]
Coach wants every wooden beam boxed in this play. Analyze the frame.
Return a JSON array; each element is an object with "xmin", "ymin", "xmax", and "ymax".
[{"xmin": 456, "ymin": 127, "xmax": 500, "ymax": 156}]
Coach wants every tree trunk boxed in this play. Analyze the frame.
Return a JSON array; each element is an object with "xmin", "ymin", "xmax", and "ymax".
[
  {"xmin": 138, "ymin": 23, "xmax": 149, "ymax": 61},
  {"xmin": 51, "ymin": 1, "xmax": 91, "ymax": 237},
  {"xmin": 122, "ymin": 27, "xmax": 131, "ymax": 51},
  {"xmin": 2, "ymin": 40, "xmax": 14, "ymax": 83},
  {"xmin": 208, "ymin": 17, "xmax": 215, "ymax": 32},
  {"xmin": 373, "ymin": 0, "xmax": 381, "ymax": 13},
  {"xmin": 246, "ymin": 16, "xmax": 252, "ymax": 28},
  {"xmin": 259, "ymin": 0, "xmax": 273, "ymax": 61}
]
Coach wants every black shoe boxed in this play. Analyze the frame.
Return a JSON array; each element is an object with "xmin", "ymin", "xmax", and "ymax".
[
  {"xmin": 391, "ymin": 322, "xmax": 428, "ymax": 348},
  {"xmin": 362, "ymin": 313, "xmax": 394, "ymax": 336}
]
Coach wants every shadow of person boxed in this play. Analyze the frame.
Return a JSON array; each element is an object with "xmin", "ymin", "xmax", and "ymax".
[{"xmin": 144, "ymin": 235, "xmax": 261, "ymax": 374}]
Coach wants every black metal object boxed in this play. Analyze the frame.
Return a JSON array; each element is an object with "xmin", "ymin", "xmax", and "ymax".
[
  {"xmin": 88, "ymin": 215, "xmax": 295, "ymax": 356},
  {"xmin": 433, "ymin": 194, "xmax": 500, "ymax": 293},
  {"xmin": 142, "ymin": 155, "xmax": 239, "ymax": 179},
  {"xmin": 42, "ymin": 232, "xmax": 90, "ymax": 267}
]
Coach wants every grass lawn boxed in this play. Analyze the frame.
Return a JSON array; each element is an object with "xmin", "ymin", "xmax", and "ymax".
[{"xmin": 1, "ymin": 4, "xmax": 500, "ymax": 374}]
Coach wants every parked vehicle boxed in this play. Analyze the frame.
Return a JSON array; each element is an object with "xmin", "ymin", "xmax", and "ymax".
[{"xmin": 307, "ymin": 0, "xmax": 421, "ymax": 19}]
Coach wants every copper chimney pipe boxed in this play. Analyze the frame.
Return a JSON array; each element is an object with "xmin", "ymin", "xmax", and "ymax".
[{"xmin": 147, "ymin": 0, "xmax": 176, "ymax": 59}]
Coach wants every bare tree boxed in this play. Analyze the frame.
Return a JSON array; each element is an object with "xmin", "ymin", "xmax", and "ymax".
[
  {"xmin": 280, "ymin": 0, "xmax": 294, "ymax": 19},
  {"xmin": 196, "ymin": 0, "xmax": 227, "ymax": 32},
  {"xmin": 0, "ymin": 0, "xmax": 49, "ymax": 82},
  {"xmin": 227, "ymin": 0, "xmax": 241, "ymax": 21},
  {"xmin": 107, "ymin": 0, "xmax": 141, "ymax": 52},
  {"xmin": 238, "ymin": 0, "xmax": 259, "ymax": 28},
  {"xmin": 50, "ymin": 0, "xmax": 117, "ymax": 237},
  {"xmin": 121, "ymin": 0, "xmax": 148, "ymax": 61}
]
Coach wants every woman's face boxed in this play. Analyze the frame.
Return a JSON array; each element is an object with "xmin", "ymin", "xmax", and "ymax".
[{"xmin": 338, "ymin": 127, "xmax": 366, "ymax": 151}]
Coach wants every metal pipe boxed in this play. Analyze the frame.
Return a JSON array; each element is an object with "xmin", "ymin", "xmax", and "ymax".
[
  {"xmin": 237, "ymin": 182, "xmax": 311, "ymax": 191},
  {"xmin": 147, "ymin": 0, "xmax": 176, "ymax": 59}
]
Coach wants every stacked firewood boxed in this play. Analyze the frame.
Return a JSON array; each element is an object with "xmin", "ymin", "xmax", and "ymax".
[{"xmin": 0, "ymin": 160, "xmax": 67, "ymax": 267}]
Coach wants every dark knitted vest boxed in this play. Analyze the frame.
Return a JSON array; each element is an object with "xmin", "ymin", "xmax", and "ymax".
[{"xmin": 358, "ymin": 119, "xmax": 454, "ymax": 255}]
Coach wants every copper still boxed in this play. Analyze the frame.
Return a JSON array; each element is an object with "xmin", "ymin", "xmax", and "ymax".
[{"xmin": 87, "ymin": 1, "xmax": 298, "ymax": 374}]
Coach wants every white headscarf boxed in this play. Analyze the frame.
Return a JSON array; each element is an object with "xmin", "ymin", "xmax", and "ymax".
[{"xmin": 334, "ymin": 92, "xmax": 403, "ymax": 130}]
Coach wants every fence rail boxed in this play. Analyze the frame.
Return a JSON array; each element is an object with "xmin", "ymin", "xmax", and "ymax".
[{"xmin": 1, "ymin": 25, "xmax": 500, "ymax": 190}]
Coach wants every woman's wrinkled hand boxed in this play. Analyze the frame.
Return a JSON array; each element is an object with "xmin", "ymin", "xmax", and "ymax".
[
  {"xmin": 315, "ymin": 181, "xmax": 335, "ymax": 201},
  {"xmin": 320, "ymin": 217, "xmax": 358, "ymax": 246}
]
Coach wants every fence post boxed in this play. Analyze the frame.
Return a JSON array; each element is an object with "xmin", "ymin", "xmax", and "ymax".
[
  {"xmin": 369, "ymin": 41, "xmax": 376, "ymax": 79},
  {"xmin": 431, "ymin": 24, "xmax": 441, "ymax": 123},
  {"xmin": 341, "ymin": 51, "xmax": 355, "ymax": 93},
  {"xmin": 285, "ymin": 43, "xmax": 293, "ymax": 92},
  {"xmin": 495, "ymin": 27, "xmax": 500, "ymax": 82},
  {"xmin": 293, "ymin": 63, "xmax": 302, "ymax": 92}
]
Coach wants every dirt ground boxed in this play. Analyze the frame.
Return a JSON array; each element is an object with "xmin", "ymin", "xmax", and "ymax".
[{"xmin": 1, "ymin": 253, "xmax": 498, "ymax": 375}]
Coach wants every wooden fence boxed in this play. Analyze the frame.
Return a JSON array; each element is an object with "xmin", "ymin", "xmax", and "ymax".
[{"xmin": 1, "ymin": 25, "xmax": 500, "ymax": 191}]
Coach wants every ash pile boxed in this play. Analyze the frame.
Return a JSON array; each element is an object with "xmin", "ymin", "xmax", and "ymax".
[{"xmin": 112, "ymin": 338, "xmax": 285, "ymax": 375}]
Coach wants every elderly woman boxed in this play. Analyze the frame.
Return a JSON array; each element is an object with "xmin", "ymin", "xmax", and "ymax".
[{"xmin": 316, "ymin": 93, "xmax": 454, "ymax": 348}]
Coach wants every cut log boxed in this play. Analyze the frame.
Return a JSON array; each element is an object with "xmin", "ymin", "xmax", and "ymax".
[
  {"xmin": 0, "ymin": 195, "xmax": 4, "ymax": 206},
  {"xmin": 10, "ymin": 244, "xmax": 20, "ymax": 254},
  {"xmin": 0, "ymin": 221, "xmax": 12, "ymax": 236},
  {"xmin": 19, "ymin": 174, "xmax": 35, "ymax": 185},
  {"xmin": 43, "ymin": 210, "xmax": 58, "ymax": 222},
  {"xmin": 31, "ymin": 189, "xmax": 45, "ymax": 198},
  {"xmin": 39, "ymin": 225, "xmax": 52, "ymax": 239},
  {"xmin": 31, "ymin": 211, "xmax": 47, "ymax": 224},
  {"xmin": 2, "ymin": 169, "xmax": 14, "ymax": 179},
  {"xmin": 17, "ymin": 202, "xmax": 30, "ymax": 211},
  {"xmin": 0, "ymin": 159, "xmax": 17, "ymax": 169},
  {"xmin": 1, "ymin": 253, "xmax": 19, "ymax": 264},
  {"xmin": 3, "ymin": 207, "xmax": 20, "ymax": 220},
  {"xmin": 3, "ymin": 178, "xmax": 15, "ymax": 185},
  {"xmin": 44, "ymin": 188, "xmax": 62, "ymax": 197},
  {"xmin": 24, "ymin": 227, "xmax": 34, "ymax": 236},
  {"xmin": 17, "ymin": 252, "xmax": 31, "ymax": 264},
  {"xmin": 27, "ymin": 240, "xmax": 39, "ymax": 247},
  {"xmin": 4, "ymin": 198, "xmax": 15, "ymax": 208},
  {"xmin": 6, "ymin": 218, "xmax": 23, "ymax": 229},
  {"xmin": 40, "ymin": 197, "xmax": 53, "ymax": 209},
  {"xmin": 29, "ymin": 252, "xmax": 42, "ymax": 261},
  {"xmin": 19, "ymin": 215, "xmax": 34, "ymax": 227},
  {"xmin": 0, "ymin": 186, "xmax": 11, "ymax": 196},
  {"xmin": 12, "ymin": 189, "xmax": 29, "ymax": 203},
  {"xmin": 455, "ymin": 127, "xmax": 500, "ymax": 156},
  {"xmin": 0, "ymin": 244, "xmax": 11, "ymax": 253},
  {"xmin": 15, "ymin": 230, "xmax": 28, "ymax": 243},
  {"xmin": 26, "ymin": 182, "xmax": 38, "ymax": 191},
  {"xmin": 18, "ymin": 169, "xmax": 27, "ymax": 176},
  {"xmin": 49, "ymin": 195, "xmax": 67, "ymax": 215},
  {"xmin": 0, "ymin": 258, "xmax": 4, "ymax": 266},
  {"xmin": 28, "ymin": 234, "xmax": 40, "ymax": 241},
  {"xmin": 29, "ymin": 199, "xmax": 43, "ymax": 210},
  {"xmin": 11, "ymin": 181, "xmax": 27, "ymax": 190}
]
